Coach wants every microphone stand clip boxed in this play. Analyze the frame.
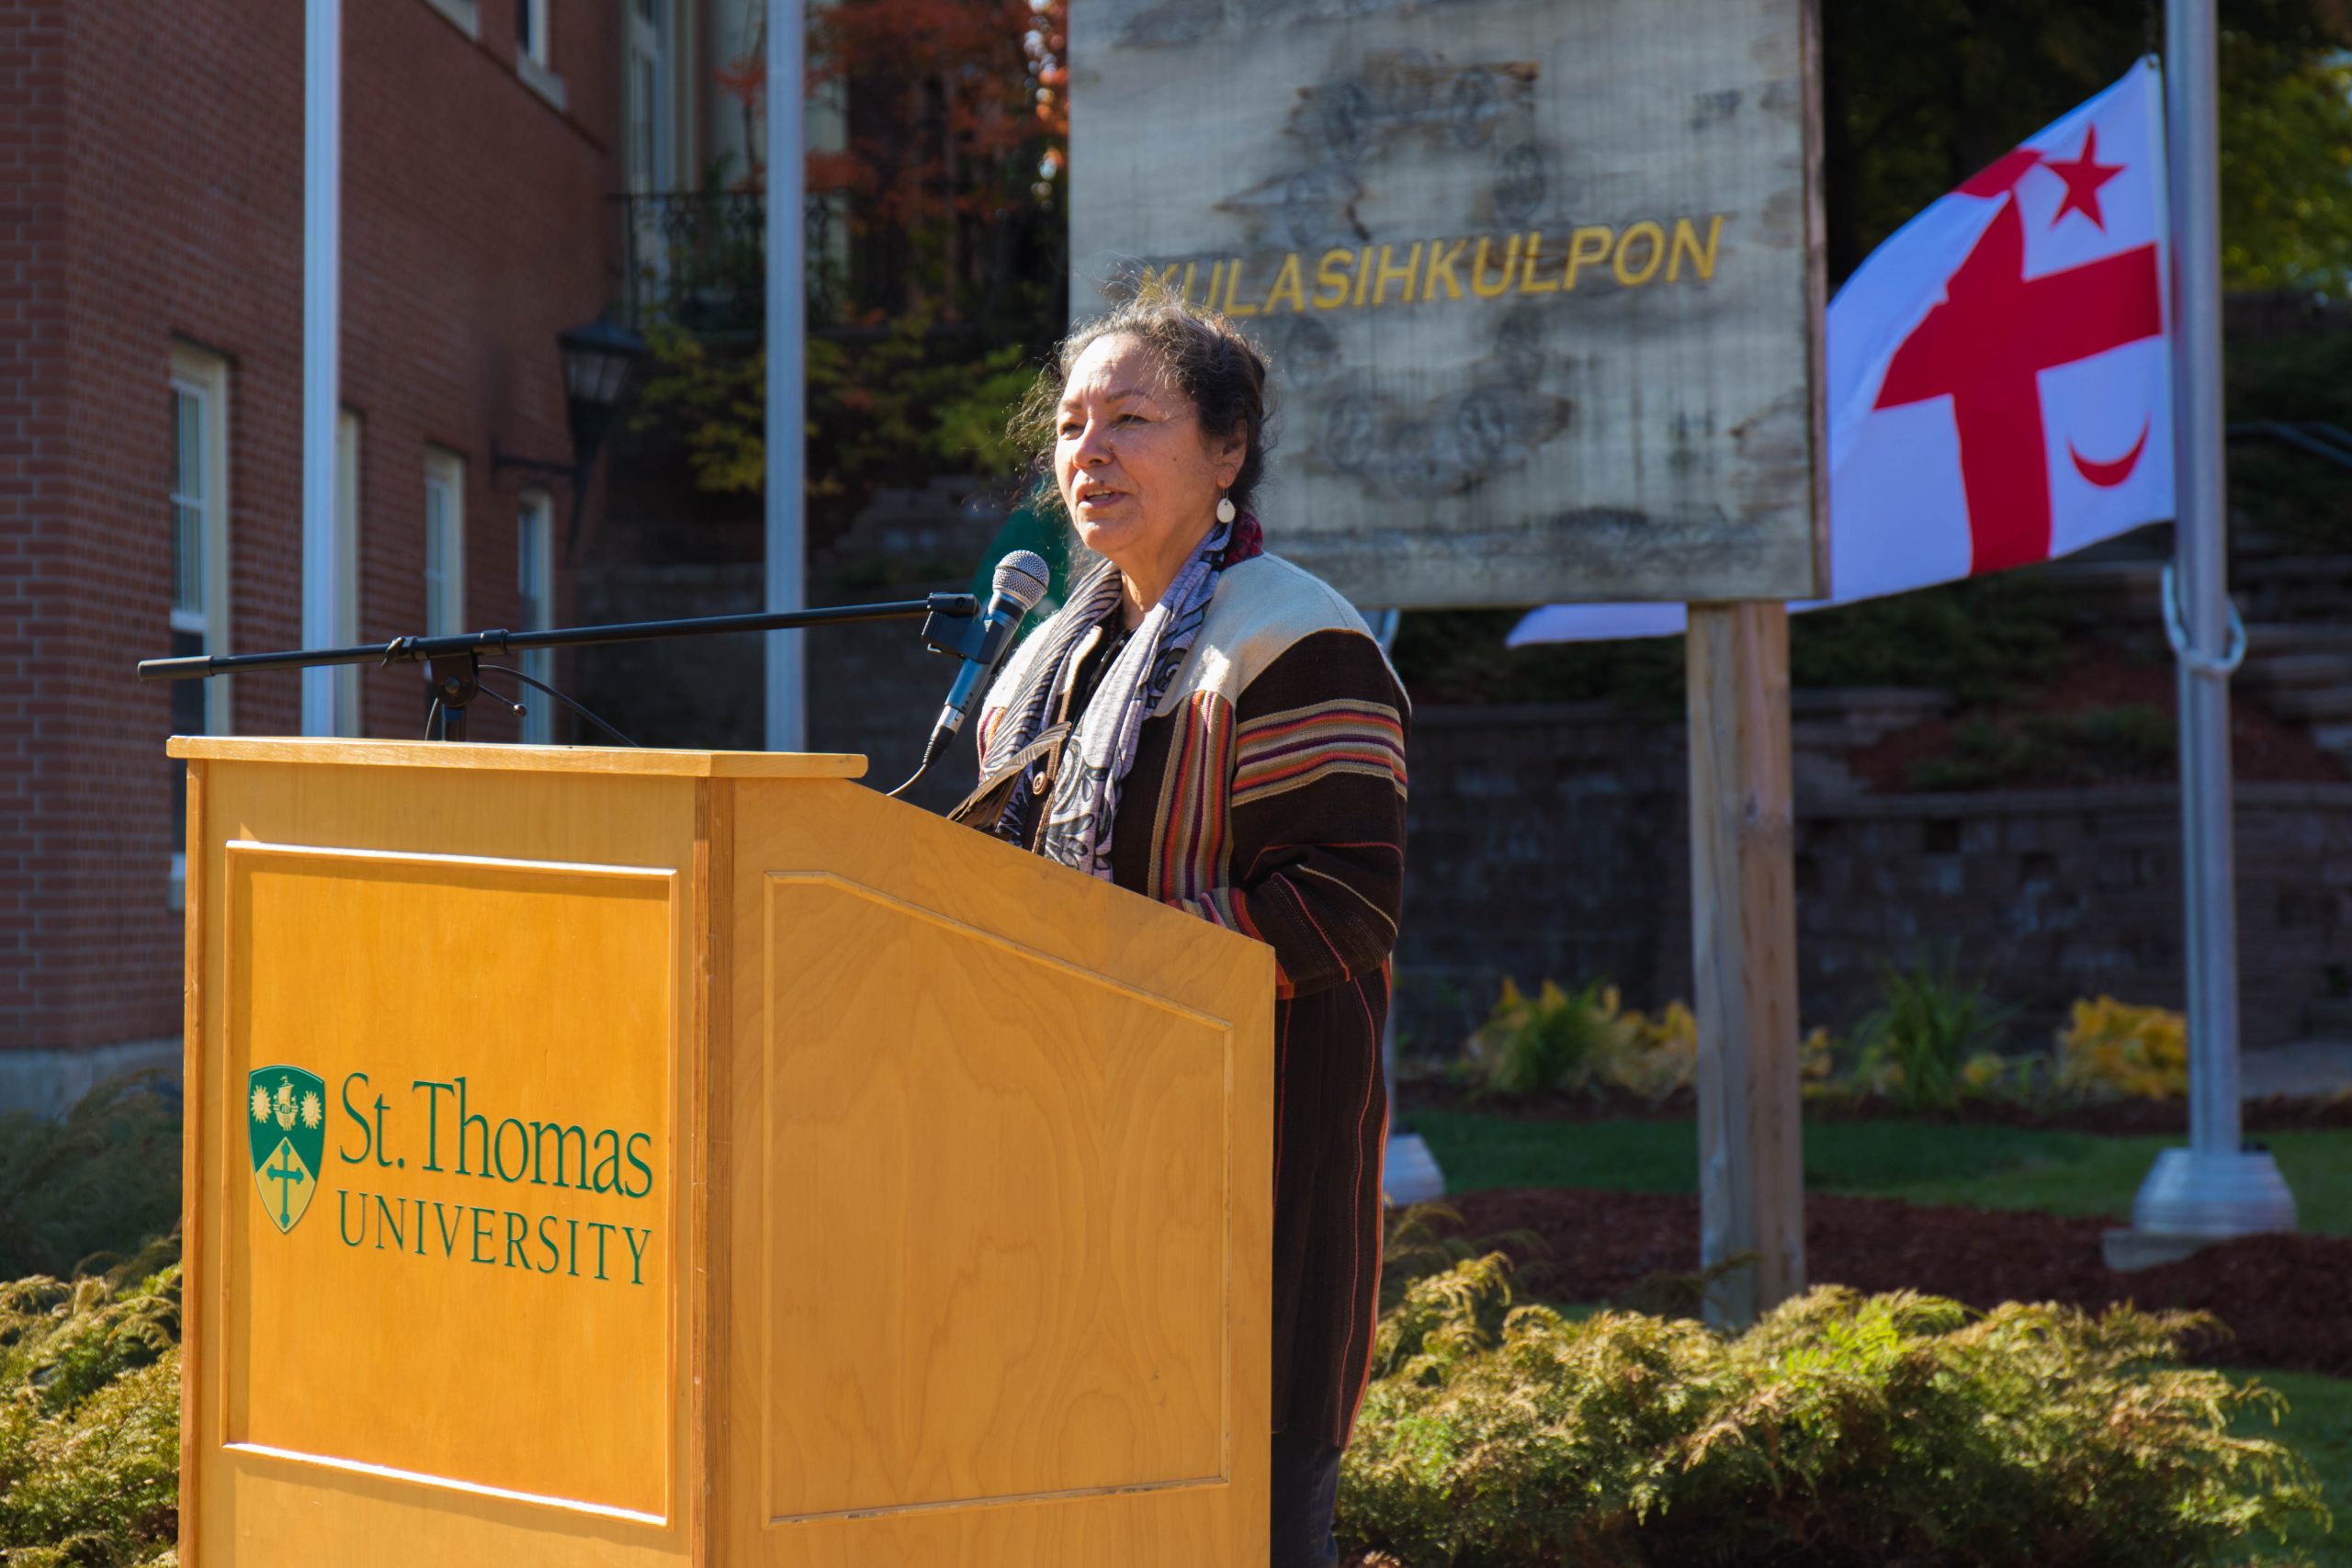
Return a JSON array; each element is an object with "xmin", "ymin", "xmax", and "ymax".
[{"xmin": 920, "ymin": 601, "xmax": 994, "ymax": 662}]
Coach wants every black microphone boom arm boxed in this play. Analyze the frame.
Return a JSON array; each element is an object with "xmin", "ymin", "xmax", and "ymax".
[{"xmin": 135, "ymin": 593, "xmax": 981, "ymax": 744}]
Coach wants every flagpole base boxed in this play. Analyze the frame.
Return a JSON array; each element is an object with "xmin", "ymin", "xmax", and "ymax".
[
  {"xmin": 2103, "ymin": 1145, "xmax": 2297, "ymax": 1270},
  {"xmin": 1383, "ymin": 1128, "xmax": 1446, "ymax": 1206}
]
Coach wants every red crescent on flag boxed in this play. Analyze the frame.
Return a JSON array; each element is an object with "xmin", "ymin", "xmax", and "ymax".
[{"xmin": 2068, "ymin": 418, "xmax": 2150, "ymax": 487}]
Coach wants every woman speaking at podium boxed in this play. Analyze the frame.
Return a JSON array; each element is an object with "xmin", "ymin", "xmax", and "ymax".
[{"xmin": 961, "ymin": 290, "xmax": 1408, "ymax": 1568}]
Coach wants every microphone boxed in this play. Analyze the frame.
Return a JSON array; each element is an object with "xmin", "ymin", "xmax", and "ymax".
[{"xmin": 920, "ymin": 550, "xmax": 1051, "ymax": 772}]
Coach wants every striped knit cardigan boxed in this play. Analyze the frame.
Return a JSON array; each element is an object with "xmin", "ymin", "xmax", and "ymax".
[{"xmin": 975, "ymin": 551, "xmax": 1409, "ymax": 1448}]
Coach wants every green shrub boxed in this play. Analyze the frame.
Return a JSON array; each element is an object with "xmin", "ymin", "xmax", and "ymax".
[
  {"xmin": 1381, "ymin": 1204, "xmax": 1550, "ymax": 1316},
  {"xmin": 0, "ymin": 1073, "xmax": 181, "ymax": 1282},
  {"xmin": 1458, "ymin": 981, "xmax": 1706, "ymax": 1102},
  {"xmin": 1790, "ymin": 571, "xmax": 2075, "ymax": 705},
  {"xmin": 1847, "ymin": 953, "xmax": 2013, "ymax": 1113},
  {"xmin": 0, "ymin": 1235, "xmax": 181, "ymax": 1566},
  {"xmin": 1387, "ymin": 571, "xmax": 2074, "ymax": 713},
  {"xmin": 1461, "ymin": 979, "xmax": 1637, "ymax": 1099},
  {"xmin": 2056, "ymin": 995, "xmax": 2190, "ymax": 1100},
  {"xmin": 1341, "ymin": 1255, "xmax": 2328, "ymax": 1568},
  {"xmin": 0, "ymin": 1223, "xmax": 2333, "ymax": 1568},
  {"xmin": 1907, "ymin": 704, "xmax": 2176, "ymax": 791}
]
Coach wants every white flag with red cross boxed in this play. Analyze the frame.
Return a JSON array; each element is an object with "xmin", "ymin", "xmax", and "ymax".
[{"xmin": 1511, "ymin": 60, "xmax": 2171, "ymax": 647}]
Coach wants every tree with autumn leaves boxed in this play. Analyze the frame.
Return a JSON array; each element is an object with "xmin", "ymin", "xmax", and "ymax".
[
  {"xmin": 712, "ymin": 0, "xmax": 1068, "ymax": 322},
  {"xmin": 633, "ymin": 0, "xmax": 1068, "ymax": 541},
  {"xmin": 638, "ymin": 0, "xmax": 2352, "ymax": 550}
]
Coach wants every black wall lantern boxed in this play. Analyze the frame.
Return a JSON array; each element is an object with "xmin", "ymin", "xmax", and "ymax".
[{"xmin": 492, "ymin": 311, "xmax": 650, "ymax": 554}]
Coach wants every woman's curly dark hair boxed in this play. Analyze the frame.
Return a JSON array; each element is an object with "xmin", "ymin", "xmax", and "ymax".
[{"xmin": 1015, "ymin": 285, "xmax": 1277, "ymax": 515}]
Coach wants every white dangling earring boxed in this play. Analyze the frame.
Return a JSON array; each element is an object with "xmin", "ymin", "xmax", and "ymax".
[{"xmin": 1216, "ymin": 494, "xmax": 1237, "ymax": 524}]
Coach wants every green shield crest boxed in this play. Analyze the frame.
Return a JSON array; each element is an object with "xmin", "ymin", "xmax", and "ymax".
[{"xmin": 247, "ymin": 1065, "xmax": 327, "ymax": 1235}]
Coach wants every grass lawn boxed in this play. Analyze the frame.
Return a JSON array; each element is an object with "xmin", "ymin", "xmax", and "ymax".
[
  {"xmin": 1408, "ymin": 1111, "xmax": 2352, "ymax": 1235},
  {"xmin": 2246, "ymin": 1369, "xmax": 2351, "ymax": 1566}
]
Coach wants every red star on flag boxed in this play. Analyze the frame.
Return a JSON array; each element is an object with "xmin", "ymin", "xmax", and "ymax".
[{"xmin": 2043, "ymin": 126, "xmax": 2125, "ymax": 230}]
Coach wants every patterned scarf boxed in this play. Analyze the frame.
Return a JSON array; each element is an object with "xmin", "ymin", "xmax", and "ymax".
[{"xmin": 979, "ymin": 512, "xmax": 1263, "ymax": 876}]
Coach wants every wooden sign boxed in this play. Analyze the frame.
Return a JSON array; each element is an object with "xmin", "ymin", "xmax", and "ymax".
[{"xmin": 1069, "ymin": 0, "xmax": 1827, "ymax": 609}]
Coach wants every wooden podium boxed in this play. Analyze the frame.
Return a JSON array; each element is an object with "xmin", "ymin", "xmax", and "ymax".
[{"xmin": 173, "ymin": 739, "xmax": 1273, "ymax": 1567}]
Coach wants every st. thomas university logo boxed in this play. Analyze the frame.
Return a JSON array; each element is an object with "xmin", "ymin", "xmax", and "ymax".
[{"xmin": 247, "ymin": 1065, "xmax": 326, "ymax": 1235}]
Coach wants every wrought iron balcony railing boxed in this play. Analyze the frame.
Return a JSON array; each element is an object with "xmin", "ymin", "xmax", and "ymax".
[{"xmin": 614, "ymin": 190, "xmax": 841, "ymax": 337}]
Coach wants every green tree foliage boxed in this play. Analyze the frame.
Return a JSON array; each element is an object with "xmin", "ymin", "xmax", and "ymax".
[
  {"xmin": 2228, "ymin": 326, "xmax": 2352, "ymax": 547},
  {"xmin": 2219, "ymin": 28, "xmax": 2352, "ymax": 288},
  {"xmin": 1344, "ymin": 1254, "xmax": 2330, "ymax": 1567},
  {"xmin": 640, "ymin": 0, "xmax": 1069, "ymax": 534},
  {"xmin": 631, "ymin": 312, "xmax": 1046, "ymax": 537},
  {"xmin": 1822, "ymin": 0, "xmax": 2352, "ymax": 289}
]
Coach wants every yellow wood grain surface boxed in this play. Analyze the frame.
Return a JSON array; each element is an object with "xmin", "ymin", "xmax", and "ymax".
[
  {"xmin": 221, "ymin": 845, "xmax": 676, "ymax": 1515},
  {"xmin": 719, "ymin": 780, "xmax": 1275, "ymax": 1567},
  {"xmin": 177, "ymin": 760, "xmax": 208, "ymax": 1564},
  {"xmin": 187, "ymin": 757, "xmax": 702, "ymax": 1566},
  {"xmin": 759, "ymin": 872, "xmax": 1229, "ymax": 1516},
  {"xmin": 170, "ymin": 736, "xmax": 866, "ymax": 779}
]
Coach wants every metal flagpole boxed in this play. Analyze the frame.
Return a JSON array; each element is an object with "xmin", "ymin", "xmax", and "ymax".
[
  {"xmin": 763, "ymin": 0, "xmax": 808, "ymax": 752},
  {"xmin": 300, "ymin": 0, "xmax": 341, "ymax": 736},
  {"xmin": 2109, "ymin": 1, "xmax": 2297, "ymax": 1266}
]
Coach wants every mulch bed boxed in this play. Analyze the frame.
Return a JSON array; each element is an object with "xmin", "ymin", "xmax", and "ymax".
[
  {"xmin": 1398, "ymin": 1081, "xmax": 2352, "ymax": 1133},
  {"xmin": 1438, "ymin": 1186, "xmax": 2352, "ymax": 1379}
]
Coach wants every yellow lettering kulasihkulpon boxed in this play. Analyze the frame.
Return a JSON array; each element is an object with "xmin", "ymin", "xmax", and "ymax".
[{"xmin": 1141, "ymin": 214, "xmax": 1732, "ymax": 317}]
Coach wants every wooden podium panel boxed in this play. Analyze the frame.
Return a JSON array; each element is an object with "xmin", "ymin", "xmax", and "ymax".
[
  {"xmin": 719, "ymin": 779, "xmax": 1274, "ymax": 1567},
  {"xmin": 176, "ymin": 741, "xmax": 1273, "ymax": 1568},
  {"xmin": 222, "ymin": 845, "xmax": 676, "ymax": 1517},
  {"xmin": 179, "ymin": 745, "xmax": 733, "ymax": 1568},
  {"xmin": 759, "ymin": 874, "xmax": 1229, "ymax": 1514}
]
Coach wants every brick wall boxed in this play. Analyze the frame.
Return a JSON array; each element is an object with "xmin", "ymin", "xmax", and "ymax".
[
  {"xmin": 0, "ymin": 3, "xmax": 73, "ymax": 1047},
  {"xmin": 1, "ymin": 1, "xmax": 622, "ymax": 1054}
]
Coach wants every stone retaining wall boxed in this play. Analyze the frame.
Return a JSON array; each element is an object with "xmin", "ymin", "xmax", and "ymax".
[
  {"xmin": 1400, "ymin": 704, "xmax": 2352, "ymax": 1056},
  {"xmin": 565, "ymin": 572, "xmax": 2352, "ymax": 1058}
]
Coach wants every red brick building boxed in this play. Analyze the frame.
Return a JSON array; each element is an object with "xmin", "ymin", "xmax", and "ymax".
[{"xmin": 0, "ymin": 0, "xmax": 752, "ymax": 1109}]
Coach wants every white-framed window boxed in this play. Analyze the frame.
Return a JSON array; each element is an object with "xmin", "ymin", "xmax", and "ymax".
[
  {"xmin": 626, "ymin": 0, "xmax": 674, "ymax": 197},
  {"xmin": 516, "ymin": 0, "xmax": 548, "ymax": 65},
  {"xmin": 516, "ymin": 490, "xmax": 556, "ymax": 744},
  {"xmin": 334, "ymin": 410, "xmax": 363, "ymax": 735},
  {"xmin": 169, "ymin": 343, "xmax": 232, "ymax": 908},
  {"xmin": 424, "ymin": 448, "xmax": 466, "ymax": 637},
  {"xmin": 514, "ymin": 0, "xmax": 565, "ymax": 108}
]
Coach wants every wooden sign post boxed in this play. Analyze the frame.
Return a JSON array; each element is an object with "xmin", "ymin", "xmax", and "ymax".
[{"xmin": 1687, "ymin": 604, "xmax": 1805, "ymax": 1325}]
